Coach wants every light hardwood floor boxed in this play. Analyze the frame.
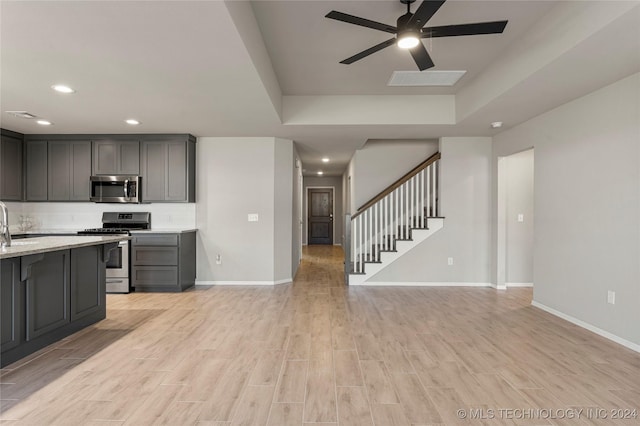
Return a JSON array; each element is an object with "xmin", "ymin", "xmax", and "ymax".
[{"xmin": 1, "ymin": 245, "xmax": 639, "ymax": 425}]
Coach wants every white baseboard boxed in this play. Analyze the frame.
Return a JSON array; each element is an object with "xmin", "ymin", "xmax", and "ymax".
[
  {"xmin": 507, "ymin": 282, "xmax": 533, "ymax": 287},
  {"xmin": 532, "ymin": 301, "xmax": 640, "ymax": 353},
  {"xmin": 196, "ymin": 278, "xmax": 292, "ymax": 286},
  {"xmin": 354, "ymin": 281, "xmax": 493, "ymax": 287}
]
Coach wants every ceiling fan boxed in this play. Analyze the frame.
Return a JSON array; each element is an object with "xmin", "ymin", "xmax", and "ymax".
[{"xmin": 325, "ymin": 0, "xmax": 508, "ymax": 71}]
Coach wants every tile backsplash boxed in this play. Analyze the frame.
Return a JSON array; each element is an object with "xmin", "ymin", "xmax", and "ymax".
[{"xmin": 6, "ymin": 202, "xmax": 196, "ymax": 231}]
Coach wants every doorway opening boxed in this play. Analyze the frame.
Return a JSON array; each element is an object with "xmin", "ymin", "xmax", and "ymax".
[
  {"xmin": 307, "ymin": 187, "xmax": 334, "ymax": 245},
  {"xmin": 497, "ymin": 148, "xmax": 534, "ymax": 290}
]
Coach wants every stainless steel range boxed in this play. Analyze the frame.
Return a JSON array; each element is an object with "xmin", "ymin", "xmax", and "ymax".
[{"xmin": 78, "ymin": 212, "xmax": 151, "ymax": 293}]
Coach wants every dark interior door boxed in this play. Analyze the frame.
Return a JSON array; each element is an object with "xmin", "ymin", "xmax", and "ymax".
[{"xmin": 308, "ymin": 188, "xmax": 333, "ymax": 245}]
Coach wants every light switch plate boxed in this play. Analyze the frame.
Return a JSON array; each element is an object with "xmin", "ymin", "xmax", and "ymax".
[
  {"xmin": 248, "ymin": 214, "xmax": 259, "ymax": 222},
  {"xmin": 517, "ymin": 214, "xmax": 524, "ymax": 222}
]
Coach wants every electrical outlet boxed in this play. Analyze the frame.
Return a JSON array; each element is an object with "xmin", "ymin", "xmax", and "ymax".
[
  {"xmin": 447, "ymin": 257, "xmax": 454, "ymax": 266},
  {"xmin": 517, "ymin": 214, "xmax": 524, "ymax": 222},
  {"xmin": 216, "ymin": 254, "xmax": 222, "ymax": 265},
  {"xmin": 248, "ymin": 214, "xmax": 259, "ymax": 222},
  {"xmin": 607, "ymin": 290, "xmax": 615, "ymax": 305}
]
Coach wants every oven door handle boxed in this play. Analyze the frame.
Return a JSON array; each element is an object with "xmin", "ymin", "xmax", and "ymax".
[{"xmin": 123, "ymin": 179, "xmax": 129, "ymax": 199}]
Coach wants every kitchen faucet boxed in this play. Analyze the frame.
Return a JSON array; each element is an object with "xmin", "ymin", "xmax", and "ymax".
[{"xmin": 0, "ymin": 201, "xmax": 11, "ymax": 248}]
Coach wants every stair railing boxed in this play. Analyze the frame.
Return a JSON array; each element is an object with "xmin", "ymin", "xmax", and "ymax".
[{"xmin": 349, "ymin": 152, "xmax": 440, "ymax": 275}]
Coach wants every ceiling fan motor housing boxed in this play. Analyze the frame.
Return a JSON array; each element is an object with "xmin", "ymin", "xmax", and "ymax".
[{"xmin": 396, "ymin": 12, "xmax": 419, "ymax": 46}]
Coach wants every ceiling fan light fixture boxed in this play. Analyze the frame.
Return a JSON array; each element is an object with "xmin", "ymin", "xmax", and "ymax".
[{"xmin": 397, "ymin": 31, "xmax": 420, "ymax": 49}]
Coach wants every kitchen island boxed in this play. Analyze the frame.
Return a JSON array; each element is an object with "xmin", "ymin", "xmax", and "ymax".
[{"xmin": 1, "ymin": 235, "xmax": 128, "ymax": 367}]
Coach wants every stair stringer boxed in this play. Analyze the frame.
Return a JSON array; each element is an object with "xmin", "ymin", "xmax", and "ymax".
[{"xmin": 349, "ymin": 218, "xmax": 444, "ymax": 286}]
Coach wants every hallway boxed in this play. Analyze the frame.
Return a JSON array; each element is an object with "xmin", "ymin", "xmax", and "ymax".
[{"xmin": 1, "ymin": 246, "xmax": 639, "ymax": 424}]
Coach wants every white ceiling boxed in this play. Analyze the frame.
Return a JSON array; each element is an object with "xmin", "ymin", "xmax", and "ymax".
[
  {"xmin": 251, "ymin": 0, "xmax": 556, "ymax": 95},
  {"xmin": 1, "ymin": 1, "xmax": 639, "ymax": 176}
]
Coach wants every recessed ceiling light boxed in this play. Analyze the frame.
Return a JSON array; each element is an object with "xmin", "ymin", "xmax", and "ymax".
[
  {"xmin": 36, "ymin": 120, "xmax": 52, "ymax": 126},
  {"xmin": 6, "ymin": 111, "xmax": 37, "ymax": 119},
  {"xmin": 317, "ymin": 171, "xmax": 324, "ymax": 176},
  {"xmin": 491, "ymin": 121, "xmax": 503, "ymax": 128},
  {"xmin": 51, "ymin": 84, "xmax": 75, "ymax": 94},
  {"xmin": 322, "ymin": 157, "xmax": 330, "ymax": 163},
  {"xmin": 125, "ymin": 119, "xmax": 140, "ymax": 125}
]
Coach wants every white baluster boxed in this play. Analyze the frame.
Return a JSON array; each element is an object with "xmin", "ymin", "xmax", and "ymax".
[
  {"xmin": 400, "ymin": 185, "xmax": 404, "ymax": 239},
  {"xmin": 432, "ymin": 162, "xmax": 437, "ymax": 216},
  {"xmin": 367, "ymin": 209, "xmax": 371, "ymax": 263},
  {"xmin": 418, "ymin": 170, "xmax": 424, "ymax": 227},
  {"xmin": 385, "ymin": 195, "xmax": 389, "ymax": 250},
  {"xmin": 354, "ymin": 216, "xmax": 359, "ymax": 273},
  {"xmin": 412, "ymin": 176, "xmax": 417, "ymax": 228},
  {"xmin": 435, "ymin": 160, "xmax": 439, "ymax": 216},
  {"xmin": 374, "ymin": 202, "xmax": 378, "ymax": 262},
  {"xmin": 426, "ymin": 165, "xmax": 431, "ymax": 217},
  {"xmin": 359, "ymin": 214, "xmax": 363, "ymax": 272}
]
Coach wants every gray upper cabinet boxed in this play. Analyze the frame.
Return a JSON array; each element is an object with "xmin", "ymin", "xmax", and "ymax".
[
  {"xmin": 0, "ymin": 130, "xmax": 24, "ymax": 201},
  {"xmin": 25, "ymin": 141, "xmax": 48, "ymax": 201},
  {"xmin": 5, "ymin": 132, "xmax": 195, "ymax": 203},
  {"xmin": 141, "ymin": 135, "xmax": 195, "ymax": 202},
  {"xmin": 48, "ymin": 141, "xmax": 91, "ymax": 201},
  {"xmin": 92, "ymin": 140, "xmax": 140, "ymax": 175}
]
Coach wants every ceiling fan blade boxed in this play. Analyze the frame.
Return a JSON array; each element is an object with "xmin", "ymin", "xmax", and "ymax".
[
  {"xmin": 421, "ymin": 21, "xmax": 508, "ymax": 38},
  {"xmin": 409, "ymin": 42, "xmax": 435, "ymax": 71},
  {"xmin": 408, "ymin": 0, "xmax": 446, "ymax": 28},
  {"xmin": 340, "ymin": 38, "xmax": 397, "ymax": 64},
  {"xmin": 326, "ymin": 11, "xmax": 397, "ymax": 34}
]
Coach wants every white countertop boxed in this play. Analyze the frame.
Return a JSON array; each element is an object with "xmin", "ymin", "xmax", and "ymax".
[
  {"xmin": 129, "ymin": 229, "xmax": 197, "ymax": 234},
  {"xmin": 0, "ymin": 235, "xmax": 130, "ymax": 259},
  {"xmin": 12, "ymin": 228, "xmax": 197, "ymax": 236}
]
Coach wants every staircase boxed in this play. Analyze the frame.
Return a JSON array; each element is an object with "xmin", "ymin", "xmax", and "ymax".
[{"xmin": 346, "ymin": 152, "xmax": 444, "ymax": 285}]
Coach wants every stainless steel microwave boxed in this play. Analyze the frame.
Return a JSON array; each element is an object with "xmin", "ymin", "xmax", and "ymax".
[{"xmin": 90, "ymin": 175, "xmax": 140, "ymax": 203}]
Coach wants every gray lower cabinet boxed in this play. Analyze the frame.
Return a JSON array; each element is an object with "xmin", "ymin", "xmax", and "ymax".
[
  {"xmin": 92, "ymin": 140, "xmax": 140, "ymax": 175},
  {"xmin": 48, "ymin": 140, "xmax": 92, "ymax": 201},
  {"xmin": 140, "ymin": 136, "xmax": 196, "ymax": 202},
  {"xmin": 0, "ymin": 131, "xmax": 24, "ymax": 201},
  {"xmin": 0, "ymin": 245, "xmax": 109, "ymax": 367},
  {"xmin": 25, "ymin": 140, "xmax": 48, "ymax": 201},
  {"xmin": 24, "ymin": 250, "xmax": 71, "ymax": 340},
  {"xmin": 1, "ymin": 258, "xmax": 22, "ymax": 353},
  {"xmin": 131, "ymin": 232, "xmax": 196, "ymax": 292},
  {"xmin": 70, "ymin": 245, "xmax": 105, "ymax": 321}
]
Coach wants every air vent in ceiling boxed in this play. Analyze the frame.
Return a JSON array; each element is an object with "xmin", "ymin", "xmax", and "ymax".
[
  {"xmin": 6, "ymin": 111, "xmax": 37, "ymax": 119},
  {"xmin": 388, "ymin": 70, "xmax": 467, "ymax": 87}
]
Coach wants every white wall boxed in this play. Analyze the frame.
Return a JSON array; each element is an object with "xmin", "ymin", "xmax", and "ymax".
[
  {"xmin": 369, "ymin": 137, "xmax": 492, "ymax": 284},
  {"xmin": 505, "ymin": 149, "xmax": 534, "ymax": 284},
  {"xmin": 352, "ymin": 139, "xmax": 439, "ymax": 210},
  {"xmin": 493, "ymin": 72, "xmax": 640, "ymax": 347},
  {"xmin": 196, "ymin": 136, "xmax": 293, "ymax": 284},
  {"xmin": 274, "ymin": 138, "xmax": 293, "ymax": 283},
  {"xmin": 291, "ymin": 147, "xmax": 303, "ymax": 278},
  {"xmin": 346, "ymin": 156, "xmax": 356, "ymax": 214},
  {"xmin": 302, "ymin": 176, "xmax": 343, "ymax": 246}
]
